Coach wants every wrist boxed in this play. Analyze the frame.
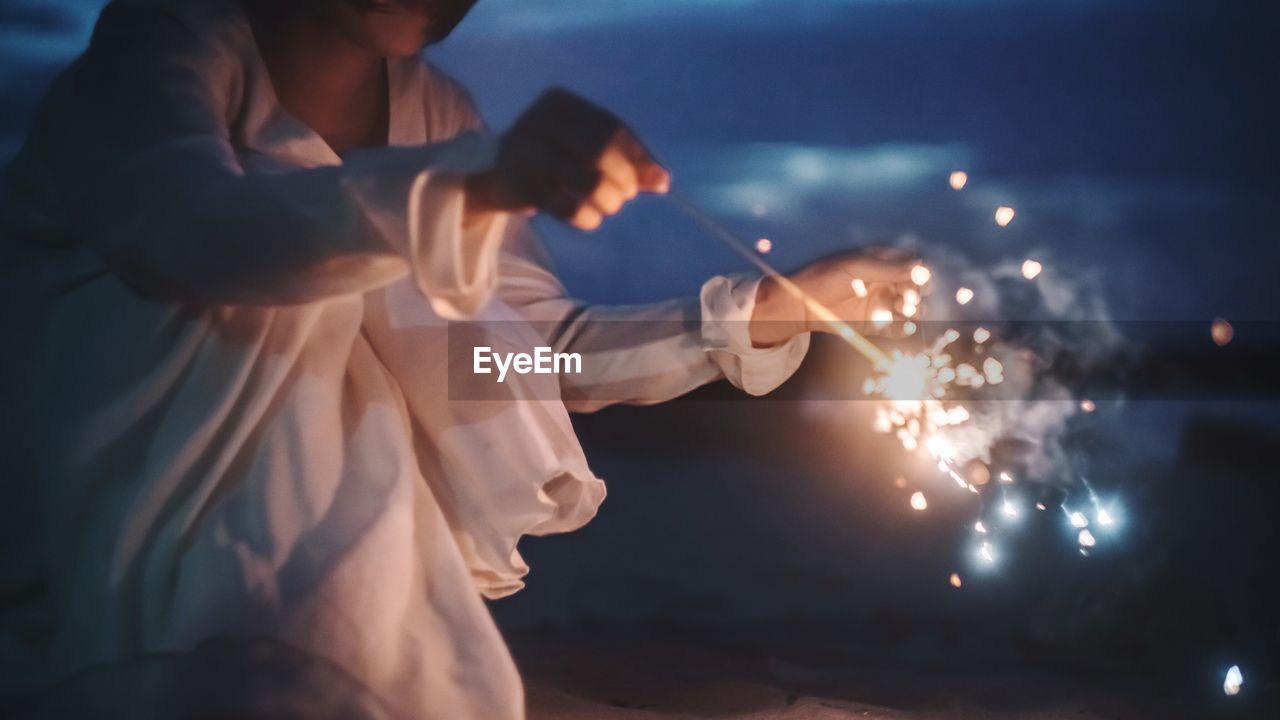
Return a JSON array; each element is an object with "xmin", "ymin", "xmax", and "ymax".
[{"xmin": 749, "ymin": 275, "xmax": 806, "ymax": 348}]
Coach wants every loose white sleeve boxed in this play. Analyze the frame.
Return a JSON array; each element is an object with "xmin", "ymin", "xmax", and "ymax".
[
  {"xmin": 498, "ymin": 223, "xmax": 810, "ymax": 412},
  {"xmin": 17, "ymin": 2, "xmax": 503, "ymax": 312}
]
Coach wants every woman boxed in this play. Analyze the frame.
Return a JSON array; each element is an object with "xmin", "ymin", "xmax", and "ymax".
[{"xmin": 0, "ymin": 0, "xmax": 918, "ymax": 717}]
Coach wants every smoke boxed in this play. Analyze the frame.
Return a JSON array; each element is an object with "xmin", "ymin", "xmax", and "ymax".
[{"xmin": 902, "ymin": 239, "xmax": 1121, "ymax": 485}]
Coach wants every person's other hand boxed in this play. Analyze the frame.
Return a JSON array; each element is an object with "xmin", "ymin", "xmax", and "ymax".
[
  {"xmin": 749, "ymin": 247, "xmax": 924, "ymax": 347},
  {"xmin": 464, "ymin": 88, "xmax": 670, "ymax": 230}
]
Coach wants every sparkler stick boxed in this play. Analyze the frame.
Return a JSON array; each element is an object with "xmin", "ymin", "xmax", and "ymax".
[{"xmin": 667, "ymin": 191, "xmax": 892, "ymax": 369}]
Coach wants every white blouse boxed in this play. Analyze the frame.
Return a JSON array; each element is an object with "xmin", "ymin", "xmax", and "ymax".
[{"xmin": 0, "ymin": 0, "xmax": 809, "ymax": 717}]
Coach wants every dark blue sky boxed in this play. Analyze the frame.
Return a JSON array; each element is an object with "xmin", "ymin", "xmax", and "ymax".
[{"xmin": 4, "ymin": 1, "xmax": 1276, "ymax": 322}]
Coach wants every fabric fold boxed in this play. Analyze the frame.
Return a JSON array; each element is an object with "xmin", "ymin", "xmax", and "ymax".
[
  {"xmin": 701, "ymin": 274, "xmax": 811, "ymax": 396},
  {"xmin": 342, "ymin": 134, "xmax": 506, "ymax": 319}
]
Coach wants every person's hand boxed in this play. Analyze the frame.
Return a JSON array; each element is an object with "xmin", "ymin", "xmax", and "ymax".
[
  {"xmin": 464, "ymin": 88, "xmax": 670, "ymax": 230},
  {"xmin": 748, "ymin": 247, "xmax": 924, "ymax": 347}
]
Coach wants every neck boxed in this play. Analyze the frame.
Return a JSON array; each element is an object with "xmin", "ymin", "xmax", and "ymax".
[{"xmin": 244, "ymin": 0, "xmax": 388, "ymax": 152}]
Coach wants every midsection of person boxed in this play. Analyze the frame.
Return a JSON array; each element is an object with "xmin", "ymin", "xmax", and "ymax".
[{"xmin": 0, "ymin": 1, "xmax": 917, "ymax": 718}]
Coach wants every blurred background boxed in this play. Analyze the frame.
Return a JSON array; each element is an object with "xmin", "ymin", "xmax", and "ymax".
[{"xmin": 3, "ymin": 1, "xmax": 1279, "ymax": 717}]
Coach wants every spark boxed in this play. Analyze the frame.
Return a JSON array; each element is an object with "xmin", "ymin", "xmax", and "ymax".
[
  {"xmin": 903, "ymin": 321, "xmax": 917, "ymax": 336},
  {"xmin": 978, "ymin": 542, "xmax": 995, "ymax": 564},
  {"xmin": 1211, "ymin": 318, "xmax": 1234, "ymax": 347},
  {"xmin": 974, "ymin": 521, "xmax": 987, "ymax": 534},
  {"xmin": 1068, "ymin": 511, "xmax": 1089, "ymax": 528},
  {"xmin": 998, "ymin": 472, "xmax": 1013, "ymax": 483},
  {"xmin": 1224, "ymin": 665, "xmax": 1243, "ymax": 696},
  {"xmin": 1002, "ymin": 500, "xmax": 1019, "ymax": 518},
  {"xmin": 1035, "ymin": 502, "xmax": 1047, "ymax": 511},
  {"xmin": 1078, "ymin": 529, "xmax": 1097, "ymax": 548},
  {"xmin": 1080, "ymin": 399, "xmax": 1096, "ymax": 413},
  {"xmin": 910, "ymin": 491, "xmax": 928, "ymax": 510},
  {"xmin": 871, "ymin": 309, "xmax": 894, "ymax": 328},
  {"xmin": 755, "ymin": 238, "xmax": 773, "ymax": 254},
  {"xmin": 1096, "ymin": 508, "xmax": 1114, "ymax": 526},
  {"xmin": 995, "ymin": 206, "xmax": 1016, "ymax": 226},
  {"xmin": 1021, "ymin": 259, "xmax": 1043, "ymax": 280},
  {"xmin": 851, "ymin": 278, "xmax": 868, "ymax": 297},
  {"xmin": 950, "ymin": 572, "xmax": 963, "ymax": 588},
  {"xmin": 973, "ymin": 327, "xmax": 991, "ymax": 344},
  {"xmin": 955, "ymin": 287, "xmax": 974, "ymax": 305},
  {"xmin": 982, "ymin": 357, "xmax": 1004, "ymax": 384},
  {"xmin": 949, "ymin": 170, "xmax": 968, "ymax": 191},
  {"xmin": 910, "ymin": 264, "xmax": 932, "ymax": 286}
]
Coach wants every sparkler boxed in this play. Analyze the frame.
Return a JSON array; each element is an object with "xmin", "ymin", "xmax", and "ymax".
[
  {"xmin": 668, "ymin": 192, "xmax": 892, "ymax": 370},
  {"xmin": 670, "ymin": 187, "xmax": 1126, "ymax": 588}
]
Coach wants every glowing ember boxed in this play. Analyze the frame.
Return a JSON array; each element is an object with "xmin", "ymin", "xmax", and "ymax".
[
  {"xmin": 974, "ymin": 521, "xmax": 987, "ymax": 534},
  {"xmin": 982, "ymin": 357, "xmax": 1004, "ymax": 384},
  {"xmin": 973, "ymin": 327, "xmax": 991, "ymax": 344},
  {"xmin": 910, "ymin": 491, "xmax": 928, "ymax": 510},
  {"xmin": 995, "ymin": 206, "xmax": 1016, "ymax": 226},
  {"xmin": 998, "ymin": 472, "xmax": 1013, "ymax": 483},
  {"xmin": 754, "ymin": 238, "xmax": 773, "ymax": 254},
  {"xmin": 1080, "ymin": 399, "xmax": 1096, "ymax": 413},
  {"xmin": 955, "ymin": 287, "xmax": 974, "ymax": 305},
  {"xmin": 1078, "ymin": 529, "xmax": 1097, "ymax": 548},
  {"xmin": 1036, "ymin": 502, "xmax": 1047, "ymax": 511},
  {"xmin": 910, "ymin": 264, "xmax": 932, "ymax": 286},
  {"xmin": 949, "ymin": 171, "xmax": 969, "ymax": 191},
  {"xmin": 1002, "ymin": 500, "xmax": 1019, "ymax": 518},
  {"xmin": 1224, "ymin": 665, "xmax": 1243, "ymax": 696},
  {"xmin": 1069, "ymin": 511, "xmax": 1089, "ymax": 528},
  {"xmin": 978, "ymin": 542, "xmax": 995, "ymax": 564},
  {"xmin": 871, "ymin": 308, "xmax": 894, "ymax": 329},
  {"xmin": 1211, "ymin": 318, "xmax": 1234, "ymax": 347},
  {"xmin": 1096, "ymin": 508, "xmax": 1114, "ymax": 526},
  {"xmin": 1021, "ymin": 259, "xmax": 1043, "ymax": 279},
  {"xmin": 850, "ymin": 278, "xmax": 868, "ymax": 297},
  {"xmin": 949, "ymin": 572, "xmax": 963, "ymax": 588}
]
